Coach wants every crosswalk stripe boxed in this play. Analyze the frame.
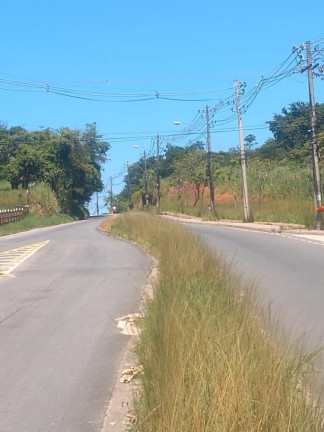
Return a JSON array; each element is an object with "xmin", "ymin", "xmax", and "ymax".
[{"xmin": 0, "ymin": 241, "xmax": 49, "ymax": 275}]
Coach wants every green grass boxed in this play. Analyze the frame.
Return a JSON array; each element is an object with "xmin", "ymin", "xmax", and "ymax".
[
  {"xmin": 108, "ymin": 214, "xmax": 323, "ymax": 432},
  {"xmin": 0, "ymin": 214, "xmax": 74, "ymax": 236},
  {"xmin": 0, "ymin": 188, "xmax": 28, "ymax": 209},
  {"xmin": 0, "ymin": 182, "xmax": 73, "ymax": 235},
  {"xmin": 217, "ymin": 198, "xmax": 314, "ymax": 227}
]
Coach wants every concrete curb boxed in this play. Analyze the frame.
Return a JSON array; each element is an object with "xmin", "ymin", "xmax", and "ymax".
[
  {"xmin": 101, "ymin": 252, "xmax": 157, "ymax": 432},
  {"xmin": 101, "ymin": 339, "xmax": 137, "ymax": 431},
  {"xmin": 160, "ymin": 212, "xmax": 324, "ymax": 236}
]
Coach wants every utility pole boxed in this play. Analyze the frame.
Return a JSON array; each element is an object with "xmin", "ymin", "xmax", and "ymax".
[
  {"xmin": 96, "ymin": 192, "xmax": 99, "ymax": 216},
  {"xmin": 205, "ymin": 105, "xmax": 216, "ymax": 216},
  {"xmin": 234, "ymin": 80, "xmax": 251, "ymax": 222},
  {"xmin": 109, "ymin": 175, "xmax": 113, "ymax": 213},
  {"xmin": 143, "ymin": 150, "xmax": 148, "ymax": 193},
  {"xmin": 156, "ymin": 134, "xmax": 161, "ymax": 209},
  {"xmin": 126, "ymin": 162, "xmax": 133, "ymax": 210},
  {"xmin": 306, "ymin": 40, "xmax": 323, "ymax": 230}
]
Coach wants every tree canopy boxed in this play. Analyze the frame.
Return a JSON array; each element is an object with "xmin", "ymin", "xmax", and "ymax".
[
  {"xmin": 0, "ymin": 122, "xmax": 109, "ymax": 215},
  {"xmin": 116, "ymin": 101, "xmax": 324, "ymax": 210},
  {"xmin": 256, "ymin": 102, "xmax": 324, "ymax": 163}
]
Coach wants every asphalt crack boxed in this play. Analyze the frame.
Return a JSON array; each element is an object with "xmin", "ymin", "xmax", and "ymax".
[{"xmin": 0, "ymin": 306, "xmax": 24, "ymax": 326}]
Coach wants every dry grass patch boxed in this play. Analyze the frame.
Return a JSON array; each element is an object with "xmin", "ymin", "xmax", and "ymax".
[{"xmin": 109, "ymin": 214, "xmax": 323, "ymax": 432}]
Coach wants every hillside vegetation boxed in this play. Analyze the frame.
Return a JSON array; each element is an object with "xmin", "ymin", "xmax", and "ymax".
[
  {"xmin": 118, "ymin": 102, "xmax": 324, "ymax": 228},
  {"xmin": 0, "ymin": 122, "xmax": 109, "ymax": 218}
]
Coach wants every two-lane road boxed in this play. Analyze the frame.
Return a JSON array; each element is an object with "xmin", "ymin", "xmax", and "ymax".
[
  {"xmin": 186, "ymin": 223, "xmax": 324, "ymax": 357},
  {"xmin": 0, "ymin": 218, "xmax": 151, "ymax": 432}
]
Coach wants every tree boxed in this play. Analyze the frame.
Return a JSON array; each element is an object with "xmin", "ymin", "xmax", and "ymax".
[
  {"xmin": 5, "ymin": 129, "xmax": 59, "ymax": 189},
  {"xmin": 53, "ymin": 127, "xmax": 104, "ymax": 213},
  {"xmin": 161, "ymin": 141, "xmax": 205, "ymax": 177},
  {"xmin": 171, "ymin": 149, "xmax": 208, "ymax": 206},
  {"xmin": 260, "ymin": 102, "xmax": 324, "ymax": 164},
  {"xmin": 244, "ymin": 134, "xmax": 258, "ymax": 151},
  {"xmin": 81, "ymin": 122, "xmax": 110, "ymax": 170},
  {"xmin": 0, "ymin": 123, "xmax": 110, "ymax": 216}
]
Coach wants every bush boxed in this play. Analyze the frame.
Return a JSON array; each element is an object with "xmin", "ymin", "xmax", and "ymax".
[
  {"xmin": 69, "ymin": 201, "xmax": 89, "ymax": 220},
  {"xmin": 29, "ymin": 183, "xmax": 60, "ymax": 216}
]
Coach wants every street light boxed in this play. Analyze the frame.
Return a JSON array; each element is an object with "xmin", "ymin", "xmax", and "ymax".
[{"xmin": 173, "ymin": 120, "xmax": 216, "ymax": 216}]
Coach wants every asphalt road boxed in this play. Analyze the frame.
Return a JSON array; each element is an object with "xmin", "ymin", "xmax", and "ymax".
[
  {"xmin": 0, "ymin": 217, "xmax": 151, "ymax": 432},
  {"xmin": 185, "ymin": 223, "xmax": 324, "ymax": 359}
]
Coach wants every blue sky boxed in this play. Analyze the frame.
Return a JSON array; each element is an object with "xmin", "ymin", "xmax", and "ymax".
[{"xmin": 1, "ymin": 0, "xmax": 324, "ymax": 213}]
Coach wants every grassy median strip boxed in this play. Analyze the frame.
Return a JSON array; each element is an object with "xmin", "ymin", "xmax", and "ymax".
[{"xmin": 109, "ymin": 214, "xmax": 323, "ymax": 431}]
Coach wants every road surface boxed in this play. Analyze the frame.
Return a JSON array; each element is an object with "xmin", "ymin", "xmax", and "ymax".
[
  {"xmin": 0, "ymin": 217, "xmax": 151, "ymax": 432},
  {"xmin": 185, "ymin": 222, "xmax": 324, "ymax": 360}
]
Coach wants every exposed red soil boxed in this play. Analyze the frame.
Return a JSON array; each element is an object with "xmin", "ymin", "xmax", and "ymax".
[{"xmin": 169, "ymin": 185, "xmax": 233, "ymax": 205}]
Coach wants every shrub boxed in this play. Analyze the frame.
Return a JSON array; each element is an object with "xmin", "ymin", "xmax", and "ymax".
[
  {"xmin": 69, "ymin": 201, "xmax": 89, "ymax": 220},
  {"xmin": 29, "ymin": 182, "xmax": 60, "ymax": 216}
]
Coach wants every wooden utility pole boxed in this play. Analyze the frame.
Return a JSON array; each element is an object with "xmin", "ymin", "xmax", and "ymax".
[
  {"xmin": 306, "ymin": 41, "xmax": 323, "ymax": 230},
  {"xmin": 234, "ymin": 80, "xmax": 251, "ymax": 222},
  {"xmin": 205, "ymin": 105, "xmax": 216, "ymax": 216}
]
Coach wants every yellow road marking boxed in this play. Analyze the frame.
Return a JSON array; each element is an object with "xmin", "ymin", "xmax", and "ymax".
[{"xmin": 0, "ymin": 241, "xmax": 49, "ymax": 275}]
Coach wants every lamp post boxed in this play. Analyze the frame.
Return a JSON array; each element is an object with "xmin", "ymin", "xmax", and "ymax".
[{"xmin": 173, "ymin": 120, "xmax": 216, "ymax": 217}]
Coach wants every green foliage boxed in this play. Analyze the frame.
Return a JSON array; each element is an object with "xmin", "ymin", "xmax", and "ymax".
[
  {"xmin": 0, "ymin": 122, "xmax": 110, "ymax": 218},
  {"xmin": 0, "ymin": 181, "xmax": 11, "ymax": 191},
  {"xmin": 171, "ymin": 149, "xmax": 208, "ymax": 206},
  {"xmin": 161, "ymin": 141, "xmax": 205, "ymax": 177},
  {"xmin": 81, "ymin": 122, "xmax": 109, "ymax": 169},
  {"xmin": 0, "ymin": 188, "xmax": 27, "ymax": 209},
  {"xmin": 257, "ymin": 102, "xmax": 324, "ymax": 163},
  {"xmin": 244, "ymin": 133, "xmax": 258, "ymax": 150},
  {"xmin": 28, "ymin": 182, "xmax": 60, "ymax": 217},
  {"xmin": 0, "ymin": 214, "xmax": 74, "ymax": 237},
  {"xmin": 112, "ymin": 101, "xmax": 324, "ymax": 225},
  {"xmin": 69, "ymin": 202, "xmax": 90, "ymax": 220}
]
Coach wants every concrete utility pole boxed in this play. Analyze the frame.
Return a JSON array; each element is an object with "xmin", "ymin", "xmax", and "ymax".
[
  {"xmin": 96, "ymin": 192, "xmax": 99, "ymax": 216},
  {"xmin": 234, "ymin": 80, "xmax": 251, "ymax": 222},
  {"xmin": 143, "ymin": 150, "xmax": 148, "ymax": 193},
  {"xmin": 156, "ymin": 134, "xmax": 161, "ymax": 209},
  {"xmin": 205, "ymin": 105, "xmax": 216, "ymax": 216},
  {"xmin": 109, "ymin": 175, "xmax": 113, "ymax": 213},
  {"xmin": 126, "ymin": 162, "xmax": 133, "ymax": 210},
  {"xmin": 306, "ymin": 41, "xmax": 323, "ymax": 230}
]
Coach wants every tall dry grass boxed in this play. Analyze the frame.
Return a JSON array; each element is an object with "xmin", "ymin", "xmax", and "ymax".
[
  {"xmin": 110, "ymin": 214, "xmax": 323, "ymax": 431},
  {"xmin": 160, "ymin": 194, "xmax": 315, "ymax": 228}
]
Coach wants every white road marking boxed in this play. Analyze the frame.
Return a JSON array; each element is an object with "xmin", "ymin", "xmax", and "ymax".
[{"xmin": 0, "ymin": 241, "xmax": 49, "ymax": 275}]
